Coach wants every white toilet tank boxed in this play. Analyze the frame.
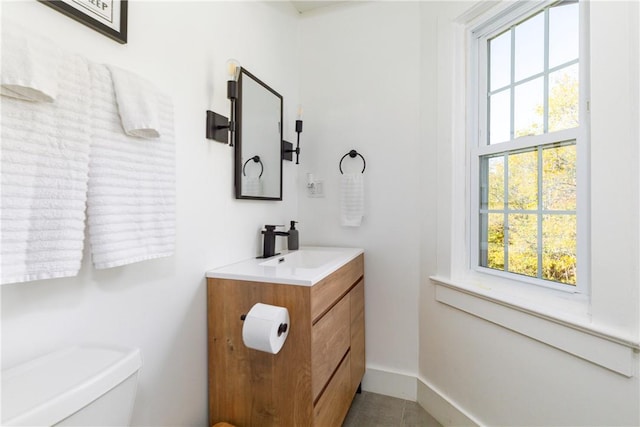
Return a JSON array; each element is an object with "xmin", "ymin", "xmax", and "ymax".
[{"xmin": 1, "ymin": 345, "xmax": 142, "ymax": 426}]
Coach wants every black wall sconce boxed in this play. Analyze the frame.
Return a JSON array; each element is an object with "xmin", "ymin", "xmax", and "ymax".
[
  {"xmin": 206, "ymin": 59, "xmax": 239, "ymax": 146},
  {"xmin": 283, "ymin": 105, "xmax": 303, "ymax": 164}
]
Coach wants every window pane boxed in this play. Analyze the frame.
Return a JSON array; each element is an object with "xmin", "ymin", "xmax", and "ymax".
[
  {"xmin": 489, "ymin": 30, "xmax": 511, "ymax": 90},
  {"xmin": 489, "ymin": 90, "xmax": 511, "ymax": 144},
  {"xmin": 514, "ymin": 12, "xmax": 544, "ymax": 81},
  {"xmin": 548, "ymin": 64, "xmax": 579, "ymax": 132},
  {"xmin": 508, "ymin": 213, "xmax": 538, "ymax": 277},
  {"xmin": 480, "ymin": 213, "xmax": 505, "ymax": 271},
  {"xmin": 543, "ymin": 143, "xmax": 576, "ymax": 211},
  {"xmin": 514, "ymin": 77, "xmax": 543, "ymax": 138},
  {"xmin": 542, "ymin": 214, "xmax": 577, "ymax": 285},
  {"xmin": 487, "ymin": 156, "xmax": 505, "ymax": 210},
  {"xmin": 508, "ymin": 150, "xmax": 538, "ymax": 210},
  {"xmin": 481, "ymin": 155, "xmax": 505, "ymax": 210},
  {"xmin": 549, "ymin": 1, "xmax": 579, "ymax": 69}
]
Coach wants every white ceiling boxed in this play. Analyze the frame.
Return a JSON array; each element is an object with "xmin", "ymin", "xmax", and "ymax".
[{"xmin": 290, "ymin": 1, "xmax": 349, "ymax": 14}]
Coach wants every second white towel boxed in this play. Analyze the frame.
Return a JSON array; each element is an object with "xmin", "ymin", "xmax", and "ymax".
[
  {"xmin": 340, "ymin": 173, "xmax": 364, "ymax": 227},
  {"xmin": 87, "ymin": 63, "xmax": 176, "ymax": 269}
]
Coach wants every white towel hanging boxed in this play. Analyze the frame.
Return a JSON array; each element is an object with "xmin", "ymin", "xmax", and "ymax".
[
  {"xmin": 0, "ymin": 51, "xmax": 90, "ymax": 284},
  {"xmin": 243, "ymin": 176, "xmax": 263, "ymax": 197},
  {"xmin": 0, "ymin": 20, "xmax": 61, "ymax": 103},
  {"xmin": 87, "ymin": 63, "xmax": 175, "ymax": 269},
  {"xmin": 107, "ymin": 65, "xmax": 162, "ymax": 139},
  {"xmin": 340, "ymin": 173, "xmax": 364, "ymax": 227}
]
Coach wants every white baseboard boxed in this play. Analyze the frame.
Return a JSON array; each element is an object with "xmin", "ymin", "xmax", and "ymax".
[
  {"xmin": 416, "ymin": 376, "xmax": 482, "ymax": 427},
  {"xmin": 361, "ymin": 368, "xmax": 482, "ymax": 426},
  {"xmin": 361, "ymin": 367, "xmax": 418, "ymax": 400}
]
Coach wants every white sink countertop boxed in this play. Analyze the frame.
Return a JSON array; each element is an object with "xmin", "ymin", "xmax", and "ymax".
[{"xmin": 205, "ymin": 246, "xmax": 364, "ymax": 286}]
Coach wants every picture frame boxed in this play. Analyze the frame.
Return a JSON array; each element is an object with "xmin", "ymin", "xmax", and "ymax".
[{"xmin": 38, "ymin": 0, "xmax": 128, "ymax": 44}]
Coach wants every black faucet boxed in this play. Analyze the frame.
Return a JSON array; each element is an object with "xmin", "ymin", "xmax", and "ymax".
[{"xmin": 261, "ymin": 225, "xmax": 289, "ymax": 258}]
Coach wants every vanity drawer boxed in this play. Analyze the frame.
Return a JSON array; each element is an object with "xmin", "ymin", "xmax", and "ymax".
[
  {"xmin": 313, "ymin": 352, "xmax": 352, "ymax": 427},
  {"xmin": 311, "ymin": 294, "xmax": 350, "ymax": 400},
  {"xmin": 311, "ymin": 254, "xmax": 364, "ymax": 322}
]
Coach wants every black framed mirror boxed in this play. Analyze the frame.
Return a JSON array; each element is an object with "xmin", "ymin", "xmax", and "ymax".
[{"xmin": 235, "ymin": 68, "xmax": 283, "ymax": 200}]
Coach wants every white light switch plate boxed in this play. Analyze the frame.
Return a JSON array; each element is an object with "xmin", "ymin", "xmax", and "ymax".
[{"xmin": 308, "ymin": 180, "xmax": 324, "ymax": 198}]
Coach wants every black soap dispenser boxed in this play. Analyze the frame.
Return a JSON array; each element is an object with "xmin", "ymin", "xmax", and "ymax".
[{"xmin": 288, "ymin": 221, "xmax": 299, "ymax": 250}]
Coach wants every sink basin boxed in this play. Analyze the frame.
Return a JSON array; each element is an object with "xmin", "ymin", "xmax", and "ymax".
[
  {"xmin": 206, "ymin": 246, "xmax": 363, "ymax": 286},
  {"xmin": 258, "ymin": 249, "xmax": 343, "ymax": 269}
]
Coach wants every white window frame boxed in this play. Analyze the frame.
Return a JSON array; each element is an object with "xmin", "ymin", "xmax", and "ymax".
[
  {"xmin": 467, "ymin": 0, "xmax": 590, "ymax": 294},
  {"xmin": 431, "ymin": 0, "xmax": 640, "ymax": 379}
]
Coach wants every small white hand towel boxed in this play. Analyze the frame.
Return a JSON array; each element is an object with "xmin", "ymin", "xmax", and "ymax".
[
  {"xmin": 340, "ymin": 173, "xmax": 364, "ymax": 227},
  {"xmin": 107, "ymin": 65, "xmax": 162, "ymax": 139},
  {"xmin": 242, "ymin": 176, "xmax": 263, "ymax": 197},
  {"xmin": 1, "ymin": 20, "xmax": 61, "ymax": 102}
]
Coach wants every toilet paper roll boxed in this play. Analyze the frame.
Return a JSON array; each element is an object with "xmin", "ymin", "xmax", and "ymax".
[{"xmin": 242, "ymin": 303, "xmax": 290, "ymax": 354}]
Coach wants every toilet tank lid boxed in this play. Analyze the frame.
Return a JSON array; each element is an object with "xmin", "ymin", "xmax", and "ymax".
[{"xmin": 1, "ymin": 345, "xmax": 142, "ymax": 426}]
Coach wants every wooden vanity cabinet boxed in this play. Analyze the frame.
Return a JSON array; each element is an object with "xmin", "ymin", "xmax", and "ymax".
[{"xmin": 207, "ymin": 254, "xmax": 365, "ymax": 427}]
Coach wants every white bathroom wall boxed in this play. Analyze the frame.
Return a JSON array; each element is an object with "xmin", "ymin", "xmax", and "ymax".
[
  {"xmin": 419, "ymin": 1, "xmax": 640, "ymax": 425},
  {"xmin": 0, "ymin": 2, "xmax": 300, "ymax": 425},
  {"xmin": 3, "ymin": 1, "xmax": 639, "ymax": 426},
  {"xmin": 298, "ymin": 2, "xmax": 422, "ymax": 398}
]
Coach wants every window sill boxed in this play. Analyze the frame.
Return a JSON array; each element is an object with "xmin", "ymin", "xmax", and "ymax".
[{"xmin": 430, "ymin": 274, "xmax": 639, "ymax": 377}]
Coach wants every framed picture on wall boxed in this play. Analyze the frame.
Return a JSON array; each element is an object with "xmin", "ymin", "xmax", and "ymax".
[{"xmin": 38, "ymin": 0, "xmax": 128, "ymax": 44}]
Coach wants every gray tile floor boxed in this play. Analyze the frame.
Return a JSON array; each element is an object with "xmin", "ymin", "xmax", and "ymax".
[{"xmin": 342, "ymin": 391, "xmax": 442, "ymax": 427}]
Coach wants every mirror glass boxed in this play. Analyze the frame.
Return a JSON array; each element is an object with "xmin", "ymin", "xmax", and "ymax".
[{"xmin": 235, "ymin": 68, "xmax": 283, "ymax": 200}]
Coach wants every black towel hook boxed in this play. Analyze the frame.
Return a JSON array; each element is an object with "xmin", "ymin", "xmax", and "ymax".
[
  {"xmin": 339, "ymin": 149, "xmax": 366, "ymax": 174},
  {"xmin": 242, "ymin": 155, "xmax": 264, "ymax": 178}
]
